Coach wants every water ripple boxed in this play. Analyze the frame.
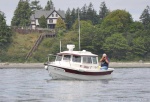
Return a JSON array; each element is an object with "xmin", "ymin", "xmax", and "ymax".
[{"xmin": 0, "ymin": 68, "xmax": 150, "ymax": 102}]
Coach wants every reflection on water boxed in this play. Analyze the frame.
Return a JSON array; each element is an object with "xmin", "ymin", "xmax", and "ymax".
[{"xmin": 0, "ymin": 68, "xmax": 150, "ymax": 102}]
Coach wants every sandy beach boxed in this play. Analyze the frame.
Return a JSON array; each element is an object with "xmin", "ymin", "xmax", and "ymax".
[{"xmin": 0, "ymin": 62, "xmax": 150, "ymax": 68}]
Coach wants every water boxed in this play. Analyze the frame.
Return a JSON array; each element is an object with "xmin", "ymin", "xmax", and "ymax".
[{"xmin": 0, "ymin": 68, "xmax": 150, "ymax": 102}]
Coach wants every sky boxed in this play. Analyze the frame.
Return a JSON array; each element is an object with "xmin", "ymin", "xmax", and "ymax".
[{"xmin": 0, "ymin": 0, "xmax": 150, "ymax": 26}]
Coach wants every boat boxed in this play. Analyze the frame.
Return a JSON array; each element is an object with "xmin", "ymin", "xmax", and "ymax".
[
  {"xmin": 44, "ymin": 44, "xmax": 114, "ymax": 80},
  {"xmin": 44, "ymin": 10, "xmax": 114, "ymax": 80}
]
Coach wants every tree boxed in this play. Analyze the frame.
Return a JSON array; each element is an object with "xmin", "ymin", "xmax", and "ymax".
[
  {"xmin": 101, "ymin": 10, "xmax": 133, "ymax": 37},
  {"xmin": 140, "ymin": 6, "xmax": 150, "ymax": 29},
  {"xmin": 86, "ymin": 2, "xmax": 98, "ymax": 25},
  {"xmin": 81, "ymin": 4, "xmax": 87, "ymax": 20},
  {"xmin": 11, "ymin": 0, "xmax": 31, "ymax": 27},
  {"xmin": 99, "ymin": 1, "xmax": 109, "ymax": 23},
  {"xmin": 70, "ymin": 8, "xmax": 76, "ymax": 29},
  {"xmin": 45, "ymin": 0, "xmax": 54, "ymax": 10},
  {"xmin": 103, "ymin": 33, "xmax": 129, "ymax": 59},
  {"xmin": 129, "ymin": 21, "xmax": 144, "ymax": 33},
  {"xmin": 30, "ymin": 0, "xmax": 42, "ymax": 13},
  {"xmin": 38, "ymin": 15, "xmax": 47, "ymax": 28},
  {"xmin": 132, "ymin": 37, "xmax": 146, "ymax": 57},
  {"xmin": 55, "ymin": 17, "xmax": 66, "ymax": 30},
  {"xmin": 65, "ymin": 8, "xmax": 71, "ymax": 29},
  {"xmin": 55, "ymin": 17, "xmax": 66, "ymax": 39},
  {"xmin": 0, "ymin": 12, "xmax": 12, "ymax": 49},
  {"xmin": 72, "ymin": 20, "xmax": 96, "ymax": 52}
]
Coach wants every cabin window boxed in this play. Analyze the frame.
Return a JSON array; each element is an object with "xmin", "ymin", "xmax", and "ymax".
[
  {"xmin": 72, "ymin": 55, "xmax": 81, "ymax": 63},
  {"xmin": 92, "ymin": 57, "xmax": 97, "ymax": 64},
  {"xmin": 83, "ymin": 56, "xmax": 92, "ymax": 64},
  {"xmin": 63, "ymin": 55, "xmax": 71, "ymax": 61},
  {"xmin": 56, "ymin": 55, "xmax": 62, "ymax": 61}
]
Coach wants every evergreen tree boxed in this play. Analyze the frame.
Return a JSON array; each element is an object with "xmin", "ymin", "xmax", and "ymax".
[
  {"xmin": 30, "ymin": 0, "xmax": 42, "ymax": 13},
  {"xmin": 86, "ymin": 2, "xmax": 98, "ymax": 25},
  {"xmin": 0, "ymin": 12, "xmax": 12, "ymax": 49},
  {"xmin": 140, "ymin": 6, "xmax": 150, "ymax": 29},
  {"xmin": 45, "ymin": 0, "xmax": 54, "ymax": 10},
  {"xmin": 87, "ymin": 2, "xmax": 94, "ymax": 20},
  {"xmin": 38, "ymin": 15, "xmax": 47, "ymax": 28},
  {"xmin": 99, "ymin": 2, "xmax": 109, "ymax": 22},
  {"xmin": 81, "ymin": 4, "xmax": 87, "ymax": 20},
  {"xmin": 70, "ymin": 8, "xmax": 76, "ymax": 29},
  {"xmin": 11, "ymin": 0, "xmax": 31, "ymax": 27},
  {"xmin": 65, "ymin": 8, "xmax": 71, "ymax": 29}
]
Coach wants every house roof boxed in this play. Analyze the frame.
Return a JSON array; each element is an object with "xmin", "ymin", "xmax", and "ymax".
[{"xmin": 30, "ymin": 9, "xmax": 65, "ymax": 20}]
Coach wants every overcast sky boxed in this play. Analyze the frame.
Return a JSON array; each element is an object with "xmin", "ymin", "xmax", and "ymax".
[{"xmin": 0, "ymin": 0, "xmax": 149, "ymax": 25}]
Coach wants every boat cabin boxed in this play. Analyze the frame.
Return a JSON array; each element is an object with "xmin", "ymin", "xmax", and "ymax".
[{"xmin": 54, "ymin": 45, "xmax": 99, "ymax": 69}]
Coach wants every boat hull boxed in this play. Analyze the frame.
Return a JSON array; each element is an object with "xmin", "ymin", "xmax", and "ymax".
[{"xmin": 47, "ymin": 65, "xmax": 114, "ymax": 80}]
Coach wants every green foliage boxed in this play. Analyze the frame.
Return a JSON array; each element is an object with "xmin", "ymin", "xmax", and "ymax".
[
  {"xmin": 65, "ymin": 8, "xmax": 72, "ymax": 29},
  {"xmin": 140, "ymin": 6, "xmax": 150, "ymax": 29},
  {"xmin": 99, "ymin": 1, "xmax": 109, "ymax": 22},
  {"xmin": 45, "ymin": 0, "xmax": 54, "ymax": 10},
  {"xmin": 11, "ymin": 0, "xmax": 31, "ymax": 27},
  {"xmin": 55, "ymin": 17, "xmax": 66, "ymax": 30},
  {"xmin": 101, "ymin": 10, "xmax": 133, "ymax": 35},
  {"xmin": 55, "ymin": 17, "xmax": 66, "ymax": 38},
  {"xmin": 103, "ymin": 33, "xmax": 129, "ymax": 60},
  {"xmin": 129, "ymin": 21, "xmax": 144, "ymax": 33},
  {"xmin": 38, "ymin": 15, "xmax": 47, "ymax": 28},
  {"xmin": 30, "ymin": 0, "xmax": 42, "ymax": 13},
  {"xmin": 86, "ymin": 2, "xmax": 99, "ymax": 25},
  {"xmin": 1, "ymin": 2, "xmax": 150, "ymax": 62},
  {"xmin": 132, "ymin": 37, "xmax": 146, "ymax": 56},
  {"xmin": 0, "ymin": 12, "xmax": 12, "ymax": 49}
]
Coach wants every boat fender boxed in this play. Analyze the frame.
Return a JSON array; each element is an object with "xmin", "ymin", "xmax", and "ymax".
[{"xmin": 44, "ymin": 66, "xmax": 48, "ymax": 70}]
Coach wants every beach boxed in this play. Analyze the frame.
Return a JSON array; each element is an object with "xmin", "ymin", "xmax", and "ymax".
[{"xmin": 0, "ymin": 62, "xmax": 150, "ymax": 68}]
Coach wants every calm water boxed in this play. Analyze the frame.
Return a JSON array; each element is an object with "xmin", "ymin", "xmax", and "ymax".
[{"xmin": 0, "ymin": 68, "xmax": 150, "ymax": 102}]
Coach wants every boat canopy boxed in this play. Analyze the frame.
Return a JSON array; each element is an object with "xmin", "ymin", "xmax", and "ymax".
[
  {"xmin": 56, "ymin": 51, "xmax": 98, "ymax": 64},
  {"xmin": 57, "ymin": 50, "xmax": 98, "ymax": 57}
]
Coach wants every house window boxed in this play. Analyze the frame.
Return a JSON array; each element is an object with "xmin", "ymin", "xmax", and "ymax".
[
  {"xmin": 52, "ymin": 14, "xmax": 54, "ymax": 17},
  {"xmin": 49, "ymin": 19, "xmax": 53, "ymax": 23},
  {"xmin": 56, "ymin": 14, "xmax": 58, "ymax": 17}
]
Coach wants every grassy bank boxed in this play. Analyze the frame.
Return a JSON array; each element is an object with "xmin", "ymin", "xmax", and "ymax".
[
  {"xmin": 1, "ymin": 33, "xmax": 39, "ymax": 62},
  {"xmin": 0, "ymin": 32, "xmax": 59, "ymax": 63}
]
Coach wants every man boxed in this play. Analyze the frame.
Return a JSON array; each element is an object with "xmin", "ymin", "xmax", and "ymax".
[{"xmin": 99, "ymin": 53, "xmax": 109, "ymax": 70}]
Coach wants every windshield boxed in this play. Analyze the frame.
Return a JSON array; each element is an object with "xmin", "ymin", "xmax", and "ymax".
[{"xmin": 83, "ymin": 56, "xmax": 97, "ymax": 64}]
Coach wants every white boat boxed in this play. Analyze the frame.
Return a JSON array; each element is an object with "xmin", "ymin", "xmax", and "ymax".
[{"xmin": 44, "ymin": 44, "xmax": 114, "ymax": 80}]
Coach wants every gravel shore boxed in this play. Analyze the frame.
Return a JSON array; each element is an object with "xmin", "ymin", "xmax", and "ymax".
[{"xmin": 0, "ymin": 62, "xmax": 150, "ymax": 69}]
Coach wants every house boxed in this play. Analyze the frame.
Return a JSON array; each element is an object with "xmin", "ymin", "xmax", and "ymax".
[{"xmin": 30, "ymin": 9, "xmax": 65, "ymax": 29}]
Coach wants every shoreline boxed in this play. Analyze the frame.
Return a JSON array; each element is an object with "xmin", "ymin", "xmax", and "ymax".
[{"xmin": 0, "ymin": 62, "xmax": 150, "ymax": 69}]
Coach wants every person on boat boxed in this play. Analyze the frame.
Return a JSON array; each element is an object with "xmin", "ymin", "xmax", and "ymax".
[{"xmin": 99, "ymin": 53, "xmax": 109, "ymax": 70}]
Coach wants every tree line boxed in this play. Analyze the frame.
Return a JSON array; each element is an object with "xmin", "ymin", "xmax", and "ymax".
[{"xmin": 0, "ymin": 0, "xmax": 150, "ymax": 62}]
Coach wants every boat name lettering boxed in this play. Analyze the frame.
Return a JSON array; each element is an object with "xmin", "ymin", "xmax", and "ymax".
[{"xmin": 80, "ymin": 65, "xmax": 89, "ymax": 69}]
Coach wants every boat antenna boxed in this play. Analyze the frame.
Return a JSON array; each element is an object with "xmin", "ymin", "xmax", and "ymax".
[{"xmin": 78, "ymin": 8, "xmax": 81, "ymax": 51}]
